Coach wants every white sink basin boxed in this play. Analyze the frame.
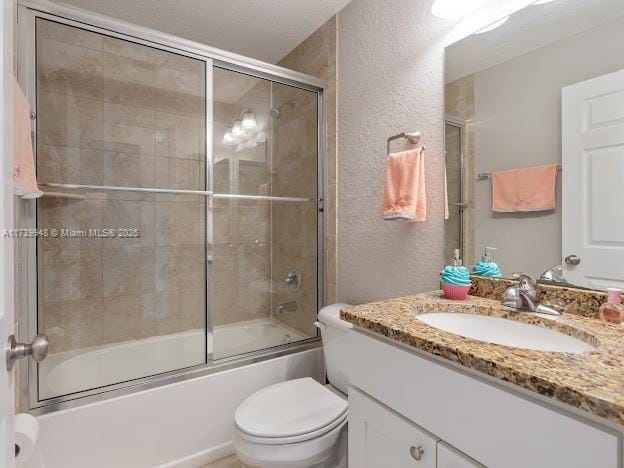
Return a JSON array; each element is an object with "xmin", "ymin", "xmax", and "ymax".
[{"xmin": 416, "ymin": 312, "xmax": 595, "ymax": 353}]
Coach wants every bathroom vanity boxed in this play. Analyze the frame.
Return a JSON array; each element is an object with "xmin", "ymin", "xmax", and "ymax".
[{"xmin": 342, "ymin": 293, "xmax": 624, "ymax": 468}]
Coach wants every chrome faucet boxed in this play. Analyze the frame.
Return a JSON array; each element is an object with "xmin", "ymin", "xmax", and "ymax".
[
  {"xmin": 502, "ymin": 273, "xmax": 561, "ymax": 316},
  {"xmin": 277, "ymin": 301, "xmax": 298, "ymax": 314}
]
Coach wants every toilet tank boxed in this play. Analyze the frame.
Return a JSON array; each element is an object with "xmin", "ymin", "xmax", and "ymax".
[{"xmin": 316, "ymin": 303, "xmax": 352, "ymax": 395}]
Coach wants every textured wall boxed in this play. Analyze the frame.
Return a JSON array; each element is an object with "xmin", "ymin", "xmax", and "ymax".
[
  {"xmin": 337, "ymin": 0, "xmax": 451, "ymax": 304},
  {"xmin": 335, "ymin": 0, "xmax": 533, "ymax": 304}
]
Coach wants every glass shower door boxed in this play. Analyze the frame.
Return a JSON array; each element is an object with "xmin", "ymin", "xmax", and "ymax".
[
  {"xmin": 35, "ymin": 18, "xmax": 208, "ymax": 400},
  {"xmin": 211, "ymin": 67, "xmax": 319, "ymax": 360}
]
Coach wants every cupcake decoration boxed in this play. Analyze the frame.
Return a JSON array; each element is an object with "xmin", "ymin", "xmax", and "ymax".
[{"xmin": 440, "ymin": 249, "xmax": 472, "ymax": 300}]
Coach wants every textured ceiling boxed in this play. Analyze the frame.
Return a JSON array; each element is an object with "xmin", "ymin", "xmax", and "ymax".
[{"xmin": 54, "ymin": 0, "xmax": 352, "ymax": 63}]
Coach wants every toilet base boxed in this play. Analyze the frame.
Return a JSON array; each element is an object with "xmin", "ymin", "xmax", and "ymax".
[{"xmin": 234, "ymin": 422, "xmax": 347, "ymax": 468}]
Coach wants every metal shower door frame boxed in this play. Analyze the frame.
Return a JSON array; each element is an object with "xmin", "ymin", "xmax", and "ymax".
[{"xmin": 16, "ymin": 0, "xmax": 325, "ymax": 414}]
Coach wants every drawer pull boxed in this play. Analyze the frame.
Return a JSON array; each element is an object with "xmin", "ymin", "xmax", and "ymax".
[{"xmin": 410, "ymin": 445, "xmax": 424, "ymax": 461}]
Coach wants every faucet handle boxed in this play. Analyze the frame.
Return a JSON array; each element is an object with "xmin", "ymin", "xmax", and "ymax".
[{"xmin": 511, "ymin": 272, "xmax": 537, "ymax": 291}]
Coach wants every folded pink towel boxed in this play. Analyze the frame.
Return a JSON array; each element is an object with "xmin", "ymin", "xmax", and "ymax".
[
  {"xmin": 491, "ymin": 164, "xmax": 557, "ymax": 212},
  {"xmin": 383, "ymin": 147, "xmax": 426, "ymax": 222},
  {"xmin": 13, "ymin": 78, "xmax": 42, "ymax": 199}
]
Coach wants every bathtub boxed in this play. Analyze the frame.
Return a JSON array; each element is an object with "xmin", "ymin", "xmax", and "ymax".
[
  {"xmin": 30, "ymin": 345, "xmax": 323, "ymax": 468},
  {"xmin": 39, "ymin": 318, "xmax": 309, "ymax": 400}
]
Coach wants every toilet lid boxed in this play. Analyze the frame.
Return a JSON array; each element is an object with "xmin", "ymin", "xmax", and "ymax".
[{"xmin": 235, "ymin": 378, "xmax": 348, "ymax": 439}]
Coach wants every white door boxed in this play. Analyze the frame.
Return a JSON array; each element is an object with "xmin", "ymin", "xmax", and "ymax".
[
  {"xmin": 562, "ymin": 69, "xmax": 624, "ymax": 289},
  {"xmin": 0, "ymin": 1, "xmax": 15, "ymax": 467}
]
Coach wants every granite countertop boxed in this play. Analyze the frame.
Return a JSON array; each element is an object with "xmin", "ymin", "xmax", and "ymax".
[{"xmin": 340, "ymin": 291, "xmax": 624, "ymax": 426}]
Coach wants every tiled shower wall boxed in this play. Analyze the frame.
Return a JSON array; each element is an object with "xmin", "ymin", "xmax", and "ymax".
[
  {"xmin": 276, "ymin": 16, "xmax": 338, "ymax": 331},
  {"xmin": 36, "ymin": 20, "xmax": 207, "ymax": 353}
]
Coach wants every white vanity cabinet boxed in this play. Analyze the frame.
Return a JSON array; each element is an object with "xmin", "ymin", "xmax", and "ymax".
[
  {"xmin": 347, "ymin": 330, "xmax": 621, "ymax": 468},
  {"xmin": 349, "ymin": 387, "xmax": 438, "ymax": 467},
  {"xmin": 437, "ymin": 442, "xmax": 484, "ymax": 468},
  {"xmin": 349, "ymin": 387, "xmax": 481, "ymax": 468}
]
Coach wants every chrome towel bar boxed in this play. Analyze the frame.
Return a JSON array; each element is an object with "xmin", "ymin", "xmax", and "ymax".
[
  {"xmin": 386, "ymin": 131, "xmax": 423, "ymax": 155},
  {"xmin": 477, "ymin": 165, "xmax": 562, "ymax": 181}
]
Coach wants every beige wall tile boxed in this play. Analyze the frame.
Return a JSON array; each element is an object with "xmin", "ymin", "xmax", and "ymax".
[
  {"xmin": 154, "ymin": 112, "xmax": 203, "ymax": 160},
  {"xmin": 37, "ymin": 18, "xmax": 102, "ymax": 51},
  {"xmin": 154, "ymin": 289, "xmax": 205, "ymax": 335},
  {"xmin": 37, "ymin": 38, "xmax": 103, "ymax": 100},
  {"xmin": 155, "ymin": 245, "xmax": 205, "ymax": 292},
  {"xmin": 37, "ymin": 145, "xmax": 103, "ymax": 186},
  {"xmin": 39, "ymin": 298, "xmax": 103, "ymax": 353},
  {"xmin": 41, "ymin": 249, "xmax": 102, "ymax": 303},
  {"xmin": 102, "ymin": 247, "xmax": 155, "ymax": 297},
  {"xmin": 155, "ymin": 201, "xmax": 204, "ymax": 246},
  {"xmin": 102, "ymin": 200, "xmax": 155, "ymax": 247},
  {"xmin": 38, "ymin": 197, "xmax": 102, "ymax": 251},
  {"xmin": 102, "ymin": 152, "xmax": 155, "ymax": 189},
  {"xmin": 37, "ymin": 92, "xmax": 102, "ymax": 150}
]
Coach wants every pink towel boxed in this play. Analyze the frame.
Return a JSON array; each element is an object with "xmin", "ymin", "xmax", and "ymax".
[
  {"xmin": 491, "ymin": 164, "xmax": 557, "ymax": 212},
  {"xmin": 13, "ymin": 78, "xmax": 42, "ymax": 199},
  {"xmin": 383, "ymin": 147, "xmax": 426, "ymax": 222}
]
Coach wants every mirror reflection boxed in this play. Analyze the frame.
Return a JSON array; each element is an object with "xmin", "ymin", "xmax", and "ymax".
[{"xmin": 444, "ymin": 0, "xmax": 624, "ymax": 290}]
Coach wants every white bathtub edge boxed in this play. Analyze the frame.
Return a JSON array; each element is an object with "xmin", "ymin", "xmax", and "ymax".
[{"xmin": 155, "ymin": 440, "xmax": 234, "ymax": 468}]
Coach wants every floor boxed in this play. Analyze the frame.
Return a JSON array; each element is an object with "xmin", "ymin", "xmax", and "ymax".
[{"xmin": 200, "ymin": 453, "xmax": 255, "ymax": 468}]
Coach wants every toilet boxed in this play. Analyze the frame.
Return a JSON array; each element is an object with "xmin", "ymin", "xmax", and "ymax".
[{"xmin": 233, "ymin": 303, "xmax": 352, "ymax": 468}]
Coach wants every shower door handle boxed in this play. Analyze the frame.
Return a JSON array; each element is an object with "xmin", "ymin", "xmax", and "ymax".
[{"xmin": 5, "ymin": 334, "xmax": 49, "ymax": 371}]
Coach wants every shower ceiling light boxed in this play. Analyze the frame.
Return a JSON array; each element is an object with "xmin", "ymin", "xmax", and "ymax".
[
  {"xmin": 241, "ymin": 111, "xmax": 258, "ymax": 132},
  {"xmin": 232, "ymin": 119, "xmax": 244, "ymax": 138},
  {"xmin": 474, "ymin": 15, "xmax": 509, "ymax": 34},
  {"xmin": 431, "ymin": 0, "xmax": 491, "ymax": 19},
  {"xmin": 222, "ymin": 127, "xmax": 237, "ymax": 146}
]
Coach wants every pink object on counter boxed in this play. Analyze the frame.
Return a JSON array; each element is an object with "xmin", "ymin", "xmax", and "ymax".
[
  {"xmin": 382, "ymin": 147, "xmax": 426, "ymax": 222},
  {"xmin": 599, "ymin": 288, "xmax": 624, "ymax": 326},
  {"xmin": 491, "ymin": 164, "xmax": 557, "ymax": 212},
  {"xmin": 13, "ymin": 78, "xmax": 42, "ymax": 199},
  {"xmin": 441, "ymin": 283, "xmax": 471, "ymax": 300}
]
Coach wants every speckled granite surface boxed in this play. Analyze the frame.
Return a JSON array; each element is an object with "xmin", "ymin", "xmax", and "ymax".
[
  {"xmin": 341, "ymin": 292, "xmax": 624, "ymax": 425},
  {"xmin": 470, "ymin": 275, "xmax": 616, "ymax": 319}
]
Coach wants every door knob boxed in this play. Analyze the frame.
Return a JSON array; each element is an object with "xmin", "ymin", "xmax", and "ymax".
[
  {"xmin": 564, "ymin": 255, "xmax": 581, "ymax": 266},
  {"xmin": 5, "ymin": 334, "xmax": 49, "ymax": 371}
]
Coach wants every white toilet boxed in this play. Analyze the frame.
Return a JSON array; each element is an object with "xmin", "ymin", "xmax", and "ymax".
[{"xmin": 233, "ymin": 303, "xmax": 352, "ymax": 468}]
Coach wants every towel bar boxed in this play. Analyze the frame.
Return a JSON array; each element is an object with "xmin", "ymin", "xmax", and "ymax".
[
  {"xmin": 386, "ymin": 131, "xmax": 422, "ymax": 155},
  {"xmin": 477, "ymin": 165, "xmax": 562, "ymax": 180}
]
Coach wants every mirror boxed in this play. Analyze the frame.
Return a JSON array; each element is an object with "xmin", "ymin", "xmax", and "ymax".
[{"xmin": 444, "ymin": 0, "xmax": 624, "ymax": 291}]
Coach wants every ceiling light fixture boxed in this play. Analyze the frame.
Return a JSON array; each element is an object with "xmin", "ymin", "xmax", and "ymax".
[
  {"xmin": 431, "ymin": 0, "xmax": 491, "ymax": 20},
  {"xmin": 222, "ymin": 126, "xmax": 237, "ymax": 146},
  {"xmin": 241, "ymin": 110, "xmax": 258, "ymax": 132},
  {"xmin": 474, "ymin": 15, "xmax": 509, "ymax": 34},
  {"xmin": 533, "ymin": 0, "xmax": 557, "ymax": 4}
]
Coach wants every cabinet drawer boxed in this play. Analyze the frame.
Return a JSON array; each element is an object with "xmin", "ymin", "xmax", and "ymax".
[{"xmin": 349, "ymin": 387, "xmax": 439, "ymax": 468}]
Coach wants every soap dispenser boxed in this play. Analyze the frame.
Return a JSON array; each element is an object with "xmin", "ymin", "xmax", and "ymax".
[
  {"xmin": 472, "ymin": 246, "xmax": 502, "ymax": 277},
  {"xmin": 440, "ymin": 249, "xmax": 472, "ymax": 300}
]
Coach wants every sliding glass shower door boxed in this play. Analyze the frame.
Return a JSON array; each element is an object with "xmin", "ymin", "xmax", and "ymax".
[
  {"xmin": 211, "ymin": 68, "xmax": 319, "ymax": 360},
  {"xmin": 35, "ymin": 18, "xmax": 208, "ymax": 399},
  {"xmin": 27, "ymin": 16, "xmax": 321, "ymax": 407}
]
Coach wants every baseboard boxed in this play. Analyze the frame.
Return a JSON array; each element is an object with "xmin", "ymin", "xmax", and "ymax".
[{"xmin": 154, "ymin": 441, "xmax": 234, "ymax": 468}]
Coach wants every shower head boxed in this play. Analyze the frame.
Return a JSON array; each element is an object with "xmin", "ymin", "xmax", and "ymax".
[{"xmin": 270, "ymin": 101, "xmax": 294, "ymax": 119}]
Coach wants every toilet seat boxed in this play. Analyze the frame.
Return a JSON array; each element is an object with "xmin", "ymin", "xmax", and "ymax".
[{"xmin": 235, "ymin": 378, "xmax": 348, "ymax": 445}]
